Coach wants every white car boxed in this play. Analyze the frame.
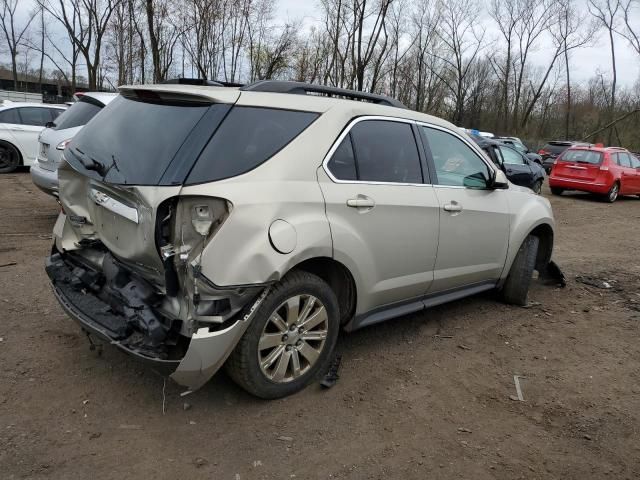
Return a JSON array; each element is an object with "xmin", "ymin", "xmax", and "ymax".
[
  {"xmin": 31, "ymin": 92, "xmax": 117, "ymax": 196},
  {"xmin": 0, "ymin": 102, "xmax": 67, "ymax": 173}
]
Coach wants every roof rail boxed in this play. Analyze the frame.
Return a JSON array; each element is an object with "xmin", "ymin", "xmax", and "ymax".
[
  {"xmin": 240, "ymin": 80, "xmax": 406, "ymax": 109},
  {"xmin": 161, "ymin": 78, "xmax": 245, "ymax": 88}
]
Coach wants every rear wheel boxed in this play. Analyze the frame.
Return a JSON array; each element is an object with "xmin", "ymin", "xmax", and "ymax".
[
  {"xmin": 550, "ymin": 187, "xmax": 564, "ymax": 196},
  {"xmin": 501, "ymin": 235, "xmax": 539, "ymax": 306},
  {"xmin": 604, "ymin": 182, "xmax": 619, "ymax": 203},
  {"xmin": 226, "ymin": 270, "xmax": 340, "ymax": 399},
  {"xmin": 0, "ymin": 141, "xmax": 21, "ymax": 173}
]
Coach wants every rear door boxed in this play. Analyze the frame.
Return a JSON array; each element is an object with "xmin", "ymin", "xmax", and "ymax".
[
  {"xmin": 496, "ymin": 145, "xmax": 533, "ymax": 188},
  {"xmin": 554, "ymin": 149, "xmax": 602, "ymax": 182},
  {"xmin": 13, "ymin": 107, "xmax": 53, "ymax": 166},
  {"xmin": 629, "ymin": 154, "xmax": 640, "ymax": 193},
  {"xmin": 318, "ymin": 117, "xmax": 440, "ymax": 313},
  {"xmin": 420, "ymin": 125, "xmax": 510, "ymax": 292}
]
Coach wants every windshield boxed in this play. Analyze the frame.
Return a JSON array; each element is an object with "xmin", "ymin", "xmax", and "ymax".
[
  {"xmin": 53, "ymin": 96, "xmax": 105, "ymax": 130},
  {"xmin": 543, "ymin": 143, "xmax": 572, "ymax": 155},
  {"xmin": 559, "ymin": 149, "xmax": 603, "ymax": 164},
  {"xmin": 66, "ymin": 95, "xmax": 211, "ymax": 185}
]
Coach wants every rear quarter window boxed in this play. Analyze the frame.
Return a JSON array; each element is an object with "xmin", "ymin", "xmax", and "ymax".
[{"xmin": 186, "ymin": 106, "xmax": 319, "ymax": 184}]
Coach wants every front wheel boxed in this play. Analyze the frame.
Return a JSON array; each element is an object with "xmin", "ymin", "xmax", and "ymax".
[
  {"xmin": 501, "ymin": 235, "xmax": 539, "ymax": 306},
  {"xmin": 226, "ymin": 270, "xmax": 340, "ymax": 399},
  {"xmin": 531, "ymin": 179, "xmax": 543, "ymax": 194},
  {"xmin": 0, "ymin": 141, "xmax": 21, "ymax": 173},
  {"xmin": 550, "ymin": 187, "xmax": 564, "ymax": 196}
]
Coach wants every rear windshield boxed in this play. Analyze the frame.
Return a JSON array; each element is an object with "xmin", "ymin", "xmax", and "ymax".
[
  {"xmin": 67, "ymin": 95, "xmax": 211, "ymax": 185},
  {"xmin": 53, "ymin": 96, "xmax": 104, "ymax": 130},
  {"xmin": 559, "ymin": 149, "xmax": 603, "ymax": 164},
  {"xmin": 543, "ymin": 143, "xmax": 572, "ymax": 155}
]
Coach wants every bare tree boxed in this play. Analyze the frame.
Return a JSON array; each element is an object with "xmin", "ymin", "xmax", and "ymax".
[
  {"xmin": 146, "ymin": 0, "xmax": 181, "ymax": 82},
  {"xmin": 619, "ymin": 0, "xmax": 639, "ymax": 55},
  {"xmin": 589, "ymin": 0, "xmax": 621, "ymax": 142},
  {"xmin": 0, "ymin": 0, "xmax": 37, "ymax": 89}
]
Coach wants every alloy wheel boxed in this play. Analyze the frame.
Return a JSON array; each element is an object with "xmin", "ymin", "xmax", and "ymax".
[
  {"xmin": 258, "ymin": 294, "xmax": 329, "ymax": 383},
  {"xmin": 609, "ymin": 183, "xmax": 619, "ymax": 202},
  {"xmin": 0, "ymin": 145, "xmax": 19, "ymax": 172}
]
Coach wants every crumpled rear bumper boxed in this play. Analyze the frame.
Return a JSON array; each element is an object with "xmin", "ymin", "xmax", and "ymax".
[{"xmin": 45, "ymin": 250, "xmax": 268, "ymax": 391}]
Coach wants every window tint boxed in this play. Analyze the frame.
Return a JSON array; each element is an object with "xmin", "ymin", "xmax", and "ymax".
[
  {"xmin": 50, "ymin": 108, "xmax": 64, "ymax": 119},
  {"xmin": 53, "ymin": 98, "xmax": 103, "ymax": 130},
  {"xmin": 499, "ymin": 146, "xmax": 527, "ymax": 165},
  {"xmin": 0, "ymin": 108, "xmax": 20, "ymax": 124},
  {"xmin": 422, "ymin": 127, "xmax": 492, "ymax": 188},
  {"xmin": 349, "ymin": 120, "xmax": 422, "ymax": 183},
  {"xmin": 560, "ymin": 149, "xmax": 603, "ymax": 165},
  {"xmin": 18, "ymin": 107, "xmax": 52, "ymax": 126},
  {"xmin": 68, "ymin": 95, "xmax": 212, "ymax": 185},
  {"xmin": 187, "ymin": 106, "xmax": 319, "ymax": 184},
  {"xmin": 327, "ymin": 134, "xmax": 357, "ymax": 181}
]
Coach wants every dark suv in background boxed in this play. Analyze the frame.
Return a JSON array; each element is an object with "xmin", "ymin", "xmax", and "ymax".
[{"xmin": 538, "ymin": 141, "xmax": 591, "ymax": 173}]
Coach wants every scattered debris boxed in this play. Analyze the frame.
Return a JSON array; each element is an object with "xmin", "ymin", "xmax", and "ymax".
[
  {"xmin": 513, "ymin": 375, "xmax": 525, "ymax": 401},
  {"xmin": 509, "ymin": 395, "xmax": 520, "ymax": 401},
  {"xmin": 194, "ymin": 457, "xmax": 208, "ymax": 468},
  {"xmin": 522, "ymin": 301, "xmax": 542, "ymax": 309},
  {"xmin": 277, "ymin": 436, "xmax": 293, "ymax": 442},
  {"xmin": 320, "ymin": 354, "xmax": 342, "ymax": 389},
  {"xmin": 433, "ymin": 334, "xmax": 453, "ymax": 338},
  {"xmin": 189, "ymin": 420, "xmax": 196, "ymax": 425},
  {"xmin": 576, "ymin": 275, "xmax": 613, "ymax": 290},
  {"xmin": 583, "ymin": 434, "xmax": 592, "ymax": 441},
  {"xmin": 0, "ymin": 262, "xmax": 17, "ymax": 268},
  {"xmin": 253, "ymin": 460, "xmax": 263, "ymax": 467},
  {"xmin": 458, "ymin": 344, "xmax": 472, "ymax": 350},
  {"xmin": 183, "ymin": 402, "xmax": 192, "ymax": 411},
  {"xmin": 457, "ymin": 427, "xmax": 472, "ymax": 434},
  {"xmin": 82, "ymin": 400, "xmax": 89, "ymax": 405},
  {"xmin": 118, "ymin": 424, "xmax": 141, "ymax": 430}
]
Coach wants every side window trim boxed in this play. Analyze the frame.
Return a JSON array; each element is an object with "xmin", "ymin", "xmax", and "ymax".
[
  {"xmin": 417, "ymin": 121, "xmax": 497, "ymax": 188},
  {"xmin": 322, "ymin": 115, "xmax": 428, "ymax": 186}
]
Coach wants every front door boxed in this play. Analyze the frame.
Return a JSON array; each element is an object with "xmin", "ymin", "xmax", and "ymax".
[
  {"xmin": 420, "ymin": 125, "xmax": 510, "ymax": 293},
  {"xmin": 496, "ymin": 145, "xmax": 534, "ymax": 188},
  {"xmin": 317, "ymin": 118, "xmax": 440, "ymax": 314}
]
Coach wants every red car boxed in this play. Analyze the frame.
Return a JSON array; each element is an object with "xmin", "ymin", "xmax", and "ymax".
[{"xmin": 549, "ymin": 146, "xmax": 640, "ymax": 202}]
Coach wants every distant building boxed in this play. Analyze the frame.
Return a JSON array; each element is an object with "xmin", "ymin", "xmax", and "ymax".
[{"xmin": 0, "ymin": 67, "xmax": 90, "ymax": 103}]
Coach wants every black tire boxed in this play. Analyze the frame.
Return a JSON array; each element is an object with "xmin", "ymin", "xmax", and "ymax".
[
  {"xmin": 501, "ymin": 235, "xmax": 539, "ymax": 306},
  {"xmin": 0, "ymin": 141, "xmax": 21, "ymax": 173},
  {"xmin": 226, "ymin": 270, "xmax": 340, "ymax": 399},
  {"xmin": 604, "ymin": 182, "xmax": 619, "ymax": 203},
  {"xmin": 550, "ymin": 187, "xmax": 564, "ymax": 196},
  {"xmin": 532, "ymin": 179, "xmax": 543, "ymax": 194}
]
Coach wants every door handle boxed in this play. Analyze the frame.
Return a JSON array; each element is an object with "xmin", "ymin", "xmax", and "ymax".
[
  {"xmin": 443, "ymin": 202, "xmax": 463, "ymax": 213},
  {"xmin": 346, "ymin": 195, "xmax": 375, "ymax": 209}
]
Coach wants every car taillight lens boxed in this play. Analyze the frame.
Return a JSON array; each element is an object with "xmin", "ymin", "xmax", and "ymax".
[
  {"xmin": 538, "ymin": 149, "xmax": 549, "ymax": 155},
  {"xmin": 56, "ymin": 139, "xmax": 72, "ymax": 150}
]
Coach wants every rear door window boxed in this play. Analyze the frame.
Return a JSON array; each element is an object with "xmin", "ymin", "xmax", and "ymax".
[
  {"xmin": 53, "ymin": 98, "xmax": 103, "ymax": 130},
  {"xmin": 617, "ymin": 152, "xmax": 632, "ymax": 167},
  {"xmin": 187, "ymin": 107, "xmax": 319, "ymax": 184},
  {"xmin": 327, "ymin": 135, "xmax": 358, "ymax": 181},
  {"xmin": 348, "ymin": 120, "xmax": 423, "ymax": 183}
]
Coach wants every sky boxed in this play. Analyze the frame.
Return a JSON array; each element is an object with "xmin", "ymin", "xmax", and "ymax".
[{"xmin": 5, "ymin": 0, "xmax": 640, "ymax": 87}]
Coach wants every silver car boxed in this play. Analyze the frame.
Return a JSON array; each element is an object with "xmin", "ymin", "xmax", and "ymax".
[
  {"xmin": 31, "ymin": 92, "xmax": 117, "ymax": 196},
  {"xmin": 46, "ymin": 81, "xmax": 556, "ymax": 398}
]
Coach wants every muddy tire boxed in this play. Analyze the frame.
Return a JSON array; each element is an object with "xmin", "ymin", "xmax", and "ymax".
[
  {"xmin": 226, "ymin": 270, "xmax": 340, "ymax": 399},
  {"xmin": 550, "ymin": 187, "xmax": 564, "ymax": 196},
  {"xmin": 0, "ymin": 141, "xmax": 21, "ymax": 174},
  {"xmin": 501, "ymin": 235, "xmax": 539, "ymax": 306}
]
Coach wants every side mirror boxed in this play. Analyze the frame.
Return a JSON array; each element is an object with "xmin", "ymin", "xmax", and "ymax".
[{"xmin": 490, "ymin": 169, "xmax": 509, "ymax": 189}]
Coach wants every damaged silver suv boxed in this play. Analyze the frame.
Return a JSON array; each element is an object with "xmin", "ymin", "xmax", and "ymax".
[{"xmin": 46, "ymin": 81, "xmax": 556, "ymax": 398}]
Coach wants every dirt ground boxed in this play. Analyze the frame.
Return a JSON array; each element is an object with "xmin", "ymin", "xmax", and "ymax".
[{"xmin": 1, "ymin": 170, "xmax": 639, "ymax": 480}]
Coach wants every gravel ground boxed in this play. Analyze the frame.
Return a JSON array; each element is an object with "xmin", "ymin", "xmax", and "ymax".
[{"xmin": 1, "ymin": 171, "xmax": 639, "ymax": 479}]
